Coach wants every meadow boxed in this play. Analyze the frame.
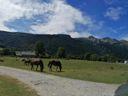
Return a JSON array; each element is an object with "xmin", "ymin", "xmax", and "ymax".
[
  {"xmin": 0, "ymin": 75, "xmax": 38, "ymax": 96},
  {"xmin": 1, "ymin": 56, "xmax": 128, "ymax": 84}
]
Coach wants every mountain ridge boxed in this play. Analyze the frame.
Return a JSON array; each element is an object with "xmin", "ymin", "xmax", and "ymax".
[{"xmin": 0, "ymin": 30, "xmax": 128, "ymax": 59}]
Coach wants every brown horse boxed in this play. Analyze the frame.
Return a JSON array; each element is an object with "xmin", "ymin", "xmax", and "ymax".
[
  {"xmin": 21, "ymin": 58, "xmax": 31, "ymax": 66},
  {"xmin": 30, "ymin": 59, "xmax": 44, "ymax": 72},
  {"xmin": 48, "ymin": 60, "xmax": 62, "ymax": 72},
  {"xmin": 0, "ymin": 59, "xmax": 4, "ymax": 62}
]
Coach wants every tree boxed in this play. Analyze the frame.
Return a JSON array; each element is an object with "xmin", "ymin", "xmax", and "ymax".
[
  {"xmin": 100, "ymin": 54, "xmax": 118, "ymax": 62},
  {"xmin": 57, "ymin": 47, "xmax": 66, "ymax": 58},
  {"xmin": 35, "ymin": 41, "xmax": 45, "ymax": 57},
  {"xmin": 84, "ymin": 53, "xmax": 92, "ymax": 60},
  {"xmin": 90, "ymin": 54, "xmax": 99, "ymax": 61},
  {"xmin": 2, "ymin": 48, "xmax": 10, "ymax": 55}
]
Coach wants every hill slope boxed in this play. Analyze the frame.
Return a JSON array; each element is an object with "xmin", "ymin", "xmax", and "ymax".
[{"xmin": 0, "ymin": 30, "xmax": 128, "ymax": 59}]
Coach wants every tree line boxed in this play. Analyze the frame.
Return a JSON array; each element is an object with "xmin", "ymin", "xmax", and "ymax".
[
  {"xmin": 35, "ymin": 42, "xmax": 120, "ymax": 62},
  {"xmin": 0, "ymin": 42, "xmax": 122, "ymax": 63}
]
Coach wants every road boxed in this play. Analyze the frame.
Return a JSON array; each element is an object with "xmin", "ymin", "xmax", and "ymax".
[{"xmin": 0, "ymin": 66, "xmax": 120, "ymax": 96}]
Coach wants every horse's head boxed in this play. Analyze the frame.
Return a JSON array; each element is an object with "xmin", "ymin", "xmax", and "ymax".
[
  {"xmin": 21, "ymin": 58, "xmax": 25, "ymax": 61},
  {"xmin": 48, "ymin": 61, "xmax": 52, "ymax": 67}
]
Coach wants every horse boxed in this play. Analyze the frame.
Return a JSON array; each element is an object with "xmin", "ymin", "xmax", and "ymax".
[
  {"xmin": 21, "ymin": 58, "xmax": 31, "ymax": 66},
  {"xmin": 48, "ymin": 60, "xmax": 62, "ymax": 72},
  {"xmin": 21, "ymin": 58, "xmax": 26, "ymax": 62},
  {"xmin": 0, "ymin": 59, "xmax": 4, "ymax": 62},
  {"xmin": 30, "ymin": 58, "xmax": 44, "ymax": 72}
]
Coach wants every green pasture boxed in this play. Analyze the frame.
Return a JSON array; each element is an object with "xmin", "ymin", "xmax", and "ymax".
[
  {"xmin": 0, "ymin": 75, "xmax": 38, "ymax": 96},
  {"xmin": 0, "ymin": 56, "xmax": 128, "ymax": 84}
]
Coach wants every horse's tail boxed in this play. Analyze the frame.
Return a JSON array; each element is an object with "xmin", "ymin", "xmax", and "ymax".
[
  {"xmin": 60, "ymin": 65, "xmax": 62, "ymax": 70},
  {"xmin": 59, "ymin": 61, "xmax": 62, "ymax": 71},
  {"xmin": 39, "ymin": 60, "xmax": 44, "ymax": 72},
  {"xmin": 40, "ymin": 60, "xmax": 44, "ymax": 66}
]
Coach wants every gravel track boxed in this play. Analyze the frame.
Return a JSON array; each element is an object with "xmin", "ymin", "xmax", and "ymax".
[{"xmin": 0, "ymin": 66, "xmax": 119, "ymax": 96}]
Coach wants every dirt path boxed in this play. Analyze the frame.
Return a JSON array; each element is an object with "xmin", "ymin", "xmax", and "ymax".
[{"xmin": 0, "ymin": 66, "xmax": 119, "ymax": 96}]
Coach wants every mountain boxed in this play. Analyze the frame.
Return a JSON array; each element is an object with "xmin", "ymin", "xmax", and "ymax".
[
  {"xmin": 0, "ymin": 31, "xmax": 85, "ymax": 55},
  {"xmin": 0, "ymin": 30, "xmax": 128, "ymax": 59}
]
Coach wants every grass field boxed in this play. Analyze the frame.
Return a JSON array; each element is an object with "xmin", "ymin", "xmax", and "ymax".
[
  {"xmin": 0, "ymin": 56, "xmax": 128, "ymax": 84},
  {"xmin": 0, "ymin": 75, "xmax": 38, "ymax": 96}
]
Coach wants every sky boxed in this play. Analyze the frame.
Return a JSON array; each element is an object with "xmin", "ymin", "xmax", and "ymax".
[{"xmin": 0, "ymin": 0, "xmax": 128, "ymax": 40}]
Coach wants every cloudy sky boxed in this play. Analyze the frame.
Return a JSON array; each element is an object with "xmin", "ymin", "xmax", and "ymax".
[{"xmin": 0, "ymin": 0, "xmax": 128, "ymax": 39}]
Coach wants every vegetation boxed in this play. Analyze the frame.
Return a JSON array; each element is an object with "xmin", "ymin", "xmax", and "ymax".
[
  {"xmin": 0, "ymin": 48, "xmax": 15, "ymax": 56},
  {"xmin": 0, "ymin": 31, "xmax": 128, "ymax": 61},
  {"xmin": 57, "ymin": 47, "xmax": 66, "ymax": 58},
  {"xmin": 0, "ymin": 75, "xmax": 38, "ymax": 96},
  {"xmin": 1, "ymin": 56, "xmax": 128, "ymax": 84},
  {"xmin": 1, "ymin": 31, "xmax": 128, "ymax": 84},
  {"xmin": 35, "ymin": 41, "xmax": 45, "ymax": 57},
  {"xmin": 2, "ymin": 48, "xmax": 11, "ymax": 55}
]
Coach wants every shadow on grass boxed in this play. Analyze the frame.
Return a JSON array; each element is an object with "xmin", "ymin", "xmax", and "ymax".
[
  {"xmin": 33, "ymin": 70, "xmax": 65, "ymax": 73},
  {"xmin": 114, "ymin": 82, "xmax": 128, "ymax": 96}
]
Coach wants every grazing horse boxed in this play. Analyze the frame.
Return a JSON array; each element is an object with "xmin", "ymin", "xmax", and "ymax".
[
  {"xmin": 21, "ymin": 58, "xmax": 26, "ymax": 62},
  {"xmin": 30, "ymin": 59, "xmax": 44, "ymax": 72},
  {"xmin": 21, "ymin": 58, "xmax": 31, "ymax": 66},
  {"xmin": 48, "ymin": 60, "xmax": 62, "ymax": 72},
  {"xmin": 0, "ymin": 59, "xmax": 4, "ymax": 62}
]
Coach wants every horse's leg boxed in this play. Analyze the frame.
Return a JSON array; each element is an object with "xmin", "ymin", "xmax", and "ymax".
[
  {"xmin": 36, "ymin": 65, "xmax": 38, "ymax": 71},
  {"xmin": 56, "ymin": 66, "xmax": 58, "ymax": 72},
  {"xmin": 59, "ymin": 67, "xmax": 61, "ymax": 72},
  {"xmin": 49, "ymin": 67, "xmax": 50, "ymax": 71},
  {"xmin": 60, "ymin": 65, "xmax": 62, "ymax": 72},
  {"xmin": 27, "ymin": 62, "xmax": 29, "ymax": 66},
  {"xmin": 48, "ymin": 63, "xmax": 51, "ymax": 71},
  {"xmin": 31, "ymin": 64, "xmax": 33, "ymax": 70},
  {"xmin": 51, "ymin": 65, "xmax": 53, "ymax": 71},
  {"xmin": 40, "ymin": 64, "xmax": 43, "ymax": 72},
  {"xmin": 25, "ymin": 62, "xmax": 27, "ymax": 66},
  {"xmin": 50, "ymin": 65, "xmax": 52, "ymax": 71},
  {"xmin": 49, "ymin": 67, "xmax": 52, "ymax": 71}
]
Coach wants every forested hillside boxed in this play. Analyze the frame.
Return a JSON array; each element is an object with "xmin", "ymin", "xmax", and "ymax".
[{"xmin": 0, "ymin": 30, "xmax": 128, "ymax": 60}]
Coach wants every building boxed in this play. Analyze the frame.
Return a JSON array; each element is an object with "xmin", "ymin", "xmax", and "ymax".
[
  {"xmin": 15, "ymin": 51, "xmax": 36, "ymax": 57},
  {"xmin": 124, "ymin": 60, "xmax": 128, "ymax": 64}
]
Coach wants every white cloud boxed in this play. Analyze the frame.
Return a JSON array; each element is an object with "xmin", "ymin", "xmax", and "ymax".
[
  {"xmin": 104, "ymin": 0, "xmax": 117, "ymax": 5},
  {"xmin": 0, "ymin": 0, "xmax": 93, "ymax": 37},
  {"xmin": 105, "ymin": 7, "xmax": 123, "ymax": 21},
  {"xmin": 0, "ymin": 0, "xmax": 55, "ymax": 31},
  {"xmin": 121, "ymin": 36, "xmax": 128, "ymax": 41},
  {"xmin": 30, "ymin": 0, "xmax": 92, "ymax": 37},
  {"xmin": 69, "ymin": 31, "xmax": 91, "ymax": 38}
]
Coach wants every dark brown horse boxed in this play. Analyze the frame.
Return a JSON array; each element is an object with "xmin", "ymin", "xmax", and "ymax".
[
  {"xmin": 30, "ymin": 59, "xmax": 44, "ymax": 72},
  {"xmin": 48, "ymin": 60, "xmax": 62, "ymax": 72}
]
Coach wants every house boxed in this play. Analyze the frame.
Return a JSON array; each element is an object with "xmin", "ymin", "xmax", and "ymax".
[
  {"xmin": 124, "ymin": 60, "xmax": 128, "ymax": 64},
  {"xmin": 15, "ymin": 51, "xmax": 36, "ymax": 57}
]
